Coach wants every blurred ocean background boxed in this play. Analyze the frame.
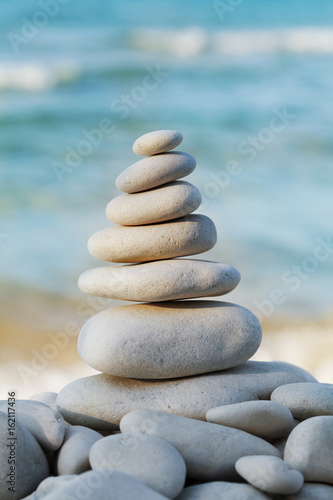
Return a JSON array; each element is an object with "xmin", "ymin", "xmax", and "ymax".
[{"xmin": 1, "ymin": 0, "xmax": 333, "ymax": 395}]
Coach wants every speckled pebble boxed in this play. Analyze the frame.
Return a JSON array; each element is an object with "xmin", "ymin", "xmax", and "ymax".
[
  {"xmin": 206, "ymin": 400, "xmax": 294, "ymax": 439},
  {"xmin": 116, "ymin": 152, "xmax": 196, "ymax": 193},
  {"xmin": 283, "ymin": 482, "xmax": 333, "ymax": 499},
  {"xmin": 133, "ymin": 130, "xmax": 183, "ymax": 156},
  {"xmin": 235, "ymin": 455, "xmax": 304, "ymax": 494},
  {"xmin": 89, "ymin": 433, "xmax": 186, "ymax": 498},
  {"xmin": 120, "ymin": 409, "xmax": 280, "ymax": 481},
  {"xmin": 271, "ymin": 382, "xmax": 333, "ymax": 419},
  {"xmin": 106, "ymin": 181, "xmax": 201, "ymax": 225},
  {"xmin": 284, "ymin": 416, "xmax": 333, "ymax": 484}
]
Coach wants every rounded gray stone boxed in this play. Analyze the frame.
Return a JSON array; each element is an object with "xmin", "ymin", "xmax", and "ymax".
[
  {"xmin": 22, "ymin": 470, "xmax": 168, "ymax": 499},
  {"xmin": 271, "ymin": 382, "xmax": 333, "ymax": 419},
  {"xmin": 284, "ymin": 416, "xmax": 333, "ymax": 484},
  {"xmin": 78, "ymin": 260, "xmax": 241, "ymax": 302},
  {"xmin": 89, "ymin": 433, "xmax": 186, "ymax": 498},
  {"xmin": 0, "ymin": 412, "xmax": 49, "ymax": 500},
  {"xmin": 54, "ymin": 425, "xmax": 102, "ymax": 475},
  {"xmin": 56, "ymin": 361, "xmax": 316, "ymax": 430},
  {"xmin": 133, "ymin": 130, "xmax": 183, "ymax": 156},
  {"xmin": 106, "ymin": 181, "xmax": 201, "ymax": 225},
  {"xmin": 78, "ymin": 301, "xmax": 262, "ymax": 379},
  {"xmin": 88, "ymin": 214, "xmax": 216, "ymax": 263},
  {"xmin": 116, "ymin": 151, "xmax": 196, "ymax": 193},
  {"xmin": 21, "ymin": 475, "xmax": 76, "ymax": 500},
  {"xmin": 235, "ymin": 455, "xmax": 304, "ymax": 494},
  {"xmin": 175, "ymin": 482, "xmax": 271, "ymax": 499},
  {"xmin": 120, "ymin": 409, "xmax": 280, "ymax": 481},
  {"xmin": 283, "ymin": 483, "xmax": 333, "ymax": 499},
  {"xmin": 206, "ymin": 400, "xmax": 294, "ymax": 439},
  {"xmin": 29, "ymin": 392, "xmax": 58, "ymax": 412},
  {"xmin": 0, "ymin": 400, "xmax": 65, "ymax": 452}
]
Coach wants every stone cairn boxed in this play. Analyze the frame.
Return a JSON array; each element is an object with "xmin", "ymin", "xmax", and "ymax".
[{"xmin": 2, "ymin": 131, "xmax": 333, "ymax": 500}]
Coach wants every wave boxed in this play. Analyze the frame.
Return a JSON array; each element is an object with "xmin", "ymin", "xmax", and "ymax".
[
  {"xmin": 130, "ymin": 26, "xmax": 333, "ymax": 56},
  {"xmin": 0, "ymin": 60, "xmax": 80, "ymax": 91}
]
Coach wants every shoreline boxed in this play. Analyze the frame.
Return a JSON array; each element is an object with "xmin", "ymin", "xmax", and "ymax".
[{"xmin": 1, "ymin": 282, "xmax": 332, "ymax": 399}]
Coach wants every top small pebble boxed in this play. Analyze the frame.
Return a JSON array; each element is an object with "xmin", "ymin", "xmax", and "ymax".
[{"xmin": 133, "ymin": 130, "xmax": 183, "ymax": 156}]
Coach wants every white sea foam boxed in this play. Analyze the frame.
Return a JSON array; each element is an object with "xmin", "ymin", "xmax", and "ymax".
[
  {"xmin": 0, "ymin": 60, "xmax": 80, "ymax": 91},
  {"xmin": 131, "ymin": 26, "xmax": 333, "ymax": 56}
]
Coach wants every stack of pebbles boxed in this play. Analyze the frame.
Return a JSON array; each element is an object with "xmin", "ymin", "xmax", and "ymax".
[{"xmin": 4, "ymin": 130, "xmax": 332, "ymax": 500}]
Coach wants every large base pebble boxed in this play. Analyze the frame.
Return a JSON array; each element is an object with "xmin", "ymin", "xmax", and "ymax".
[
  {"xmin": 78, "ymin": 260, "xmax": 240, "ymax": 302},
  {"xmin": 206, "ymin": 400, "xmax": 294, "ymax": 439},
  {"xmin": 56, "ymin": 361, "xmax": 316, "ymax": 430},
  {"xmin": 78, "ymin": 301, "xmax": 261, "ymax": 379},
  {"xmin": 0, "ymin": 400, "xmax": 65, "ymax": 452},
  {"xmin": 284, "ymin": 416, "xmax": 333, "ymax": 484},
  {"xmin": 176, "ymin": 482, "xmax": 271, "ymax": 499},
  {"xmin": 116, "ymin": 151, "xmax": 196, "ymax": 193},
  {"xmin": 55, "ymin": 425, "xmax": 102, "ymax": 475},
  {"xmin": 89, "ymin": 433, "xmax": 186, "ymax": 498},
  {"xmin": 120, "ymin": 409, "xmax": 280, "ymax": 481},
  {"xmin": 88, "ymin": 214, "xmax": 217, "ymax": 263},
  {"xmin": 235, "ymin": 455, "xmax": 304, "ymax": 494},
  {"xmin": 0, "ymin": 412, "xmax": 49, "ymax": 500},
  {"xmin": 271, "ymin": 382, "xmax": 333, "ymax": 419},
  {"xmin": 107, "ymin": 181, "xmax": 201, "ymax": 225}
]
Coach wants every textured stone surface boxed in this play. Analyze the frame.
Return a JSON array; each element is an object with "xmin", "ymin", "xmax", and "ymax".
[
  {"xmin": 206, "ymin": 400, "xmax": 294, "ymax": 439},
  {"xmin": 106, "ymin": 181, "xmax": 201, "ymax": 225},
  {"xmin": 283, "ymin": 483, "xmax": 333, "ymax": 499},
  {"xmin": 29, "ymin": 392, "xmax": 58, "ymax": 411},
  {"xmin": 54, "ymin": 425, "xmax": 102, "ymax": 475},
  {"xmin": 235, "ymin": 455, "xmax": 304, "ymax": 494},
  {"xmin": 0, "ymin": 399, "xmax": 65, "ymax": 452},
  {"xmin": 78, "ymin": 260, "xmax": 240, "ymax": 302},
  {"xmin": 120, "ymin": 409, "xmax": 280, "ymax": 481},
  {"xmin": 88, "ymin": 214, "xmax": 217, "ymax": 263},
  {"xmin": 56, "ymin": 361, "xmax": 316, "ymax": 430},
  {"xmin": 116, "ymin": 152, "xmax": 196, "ymax": 193},
  {"xmin": 78, "ymin": 301, "xmax": 261, "ymax": 378},
  {"xmin": 271, "ymin": 382, "xmax": 333, "ymax": 419},
  {"xmin": 89, "ymin": 433, "xmax": 186, "ymax": 498},
  {"xmin": 284, "ymin": 416, "xmax": 333, "ymax": 484},
  {"xmin": 22, "ymin": 470, "xmax": 167, "ymax": 499},
  {"xmin": 176, "ymin": 482, "xmax": 271, "ymax": 499},
  {"xmin": 0, "ymin": 412, "xmax": 49, "ymax": 500},
  {"xmin": 21, "ymin": 476, "xmax": 76, "ymax": 500},
  {"xmin": 133, "ymin": 130, "xmax": 183, "ymax": 156}
]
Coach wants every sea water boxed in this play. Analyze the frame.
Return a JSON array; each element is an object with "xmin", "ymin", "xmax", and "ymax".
[{"xmin": 0, "ymin": 0, "xmax": 332, "ymax": 320}]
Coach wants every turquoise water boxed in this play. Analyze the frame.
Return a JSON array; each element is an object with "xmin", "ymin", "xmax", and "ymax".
[{"xmin": 1, "ymin": 0, "xmax": 333, "ymax": 319}]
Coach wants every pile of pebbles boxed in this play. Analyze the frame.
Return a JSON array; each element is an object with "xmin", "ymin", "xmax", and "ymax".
[{"xmin": 1, "ymin": 130, "xmax": 332, "ymax": 500}]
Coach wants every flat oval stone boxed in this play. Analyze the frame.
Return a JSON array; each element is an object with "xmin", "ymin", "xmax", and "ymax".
[
  {"xmin": 78, "ymin": 301, "xmax": 262, "ymax": 379},
  {"xmin": 271, "ymin": 382, "xmax": 333, "ymax": 419},
  {"xmin": 88, "ymin": 214, "xmax": 217, "ymax": 263},
  {"xmin": 284, "ymin": 482, "xmax": 333, "ymax": 499},
  {"xmin": 206, "ymin": 400, "xmax": 294, "ymax": 439},
  {"xmin": 56, "ymin": 361, "xmax": 316, "ymax": 431},
  {"xmin": 89, "ymin": 433, "xmax": 186, "ymax": 498},
  {"xmin": 133, "ymin": 130, "xmax": 183, "ymax": 156},
  {"xmin": 235, "ymin": 455, "xmax": 304, "ymax": 495},
  {"xmin": 116, "ymin": 152, "xmax": 196, "ymax": 193},
  {"xmin": 55, "ymin": 425, "xmax": 102, "ymax": 475},
  {"xmin": 78, "ymin": 260, "xmax": 241, "ymax": 302},
  {"xmin": 0, "ymin": 400, "xmax": 65, "ymax": 452},
  {"xmin": 120, "ymin": 409, "xmax": 280, "ymax": 481},
  {"xmin": 0, "ymin": 412, "xmax": 49, "ymax": 500},
  {"xmin": 284, "ymin": 416, "xmax": 333, "ymax": 484},
  {"xmin": 176, "ymin": 482, "xmax": 271, "ymax": 499},
  {"xmin": 106, "ymin": 181, "xmax": 201, "ymax": 225},
  {"xmin": 24, "ymin": 470, "xmax": 167, "ymax": 500}
]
